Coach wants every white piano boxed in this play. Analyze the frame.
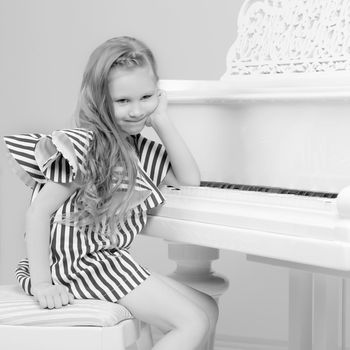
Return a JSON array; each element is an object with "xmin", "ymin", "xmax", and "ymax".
[{"xmin": 142, "ymin": 1, "xmax": 350, "ymax": 349}]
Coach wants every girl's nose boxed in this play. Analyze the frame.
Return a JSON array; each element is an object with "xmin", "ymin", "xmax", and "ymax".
[{"xmin": 129, "ymin": 103, "xmax": 142, "ymax": 118}]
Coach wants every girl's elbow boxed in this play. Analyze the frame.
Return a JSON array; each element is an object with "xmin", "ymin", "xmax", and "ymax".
[
  {"xmin": 180, "ymin": 173, "xmax": 201, "ymax": 187},
  {"xmin": 191, "ymin": 169, "xmax": 201, "ymax": 186},
  {"xmin": 166, "ymin": 167, "xmax": 201, "ymax": 187},
  {"xmin": 190, "ymin": 174, "xmax": 201, "ymax": 187}
]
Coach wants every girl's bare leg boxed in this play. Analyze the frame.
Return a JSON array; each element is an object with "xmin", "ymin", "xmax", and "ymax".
[
  {"xmin": 118, "ymin": 273, "xmax": 215, "ymax": 350},
  {"xmin": 153, "ymin": 272, "xmax": 219, "ymax": 347}
]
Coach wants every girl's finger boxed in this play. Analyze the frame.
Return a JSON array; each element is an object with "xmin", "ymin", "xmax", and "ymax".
[
  {"xmin": 53, "ymin": 294, "xmax": 63, "ymax": 309},
  {"xmin": 68, "ymin": 293, "xmax": 75, "ymax": 304},
  {"xmin": 37, "ymin": 296, "xmax": 47, "ymax": 309},
  {"xmin": 59, "ymin": 291, "xmax": 69, "ymax": 306},
  {"xmin": 158, "ymin": 89, "xmax": 166, "ymax": 97},
  {"xmin": 45, "ymin": 295, "xmax": 55, "ymax": 309},
  {"xmin": 145, "ymin": 117, "xmax": 152, "ymax": 127}
]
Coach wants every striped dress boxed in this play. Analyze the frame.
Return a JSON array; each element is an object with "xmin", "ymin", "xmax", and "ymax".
[{"xmin": 3, "ymin": 128, "xmax": 170, "ymax": 302}]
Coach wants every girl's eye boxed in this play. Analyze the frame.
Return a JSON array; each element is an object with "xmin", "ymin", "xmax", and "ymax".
[
  {"xmin": 141, "ymin": 94, "xmax": 153, "ymax": 100},
  {"xmin": 115, "ymin": 99, "xmax": 129, "ymax": 104}
]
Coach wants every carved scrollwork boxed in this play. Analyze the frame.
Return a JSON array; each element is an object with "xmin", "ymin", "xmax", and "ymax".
[{"xmin": 222, "ymin": 0, "xmax": 350, "ymax": 77}]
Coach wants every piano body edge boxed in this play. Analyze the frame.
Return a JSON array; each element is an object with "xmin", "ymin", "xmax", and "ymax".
[
  {"xmin": 144, "ymin": 215, "xmax": 350, "ymax": 272},
  {"xmin": 159, "ymin": 72, "xmax": 350, "ymax": 103}
]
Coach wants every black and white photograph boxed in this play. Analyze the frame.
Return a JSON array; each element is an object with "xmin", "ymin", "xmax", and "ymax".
[{"xmin": 0, "ymin": 1, "xmax": 349, "ymax": 349}]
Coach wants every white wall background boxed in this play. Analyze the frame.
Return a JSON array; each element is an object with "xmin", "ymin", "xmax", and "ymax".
[
  {"xmin": 1, "ymin": 0, "xmax": 348, "ymax": 347},
  {"xmin": 0, "ymin": 0, "xmax": 244, "ymax": 281}
]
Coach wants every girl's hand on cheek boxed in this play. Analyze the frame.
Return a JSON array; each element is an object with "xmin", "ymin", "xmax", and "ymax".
[{"xmin": 146, "ymin": 90, "xmax": 168, "ymax": 128}]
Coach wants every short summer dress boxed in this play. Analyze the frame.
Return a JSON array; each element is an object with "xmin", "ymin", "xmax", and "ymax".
[{"xmin": 3, "ymin": 128, "xmax": 170, "ymax": 302}]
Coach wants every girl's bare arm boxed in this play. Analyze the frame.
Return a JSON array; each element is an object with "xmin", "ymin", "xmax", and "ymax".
[
  {"xmin": 148, "ymin": 90, "xmax": 201, "ymax": 187},
  {"xmin": 26, "ymin": 180, "xmax": 78, "ymax": 308}
]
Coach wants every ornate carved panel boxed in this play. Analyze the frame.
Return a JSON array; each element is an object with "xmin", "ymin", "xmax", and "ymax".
[{"xmin": 222, "ymin": 0, "xmax": 350, "ymax": 77}]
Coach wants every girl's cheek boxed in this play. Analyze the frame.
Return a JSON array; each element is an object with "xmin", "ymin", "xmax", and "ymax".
[
  {"xmin": 113, "ymin": 105, "xmax": 127, "ymax": 117},
  {"xmin": 146, "ymin": 97, "xmax": 158, "ymax": 113}
]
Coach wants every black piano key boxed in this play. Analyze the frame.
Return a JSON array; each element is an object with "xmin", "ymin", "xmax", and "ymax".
[{"xmin": 200, "ymin": 181, "xmax": 338, "ymax": 199}]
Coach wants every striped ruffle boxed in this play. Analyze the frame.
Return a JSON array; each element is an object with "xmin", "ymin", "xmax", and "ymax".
[
  {"xmin": 134, "ymin": 134, "xmax": 170, "ymax": 186},
  {"xmin": 3, "ymin": 130, "xmax": 169, "ymax": 209},
  {"xmin": 3, "ymin": 129, "xmax": 93, "ymax": 187}
]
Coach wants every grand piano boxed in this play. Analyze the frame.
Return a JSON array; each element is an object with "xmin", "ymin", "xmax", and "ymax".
[{"xmin": 141, "ymin": 1, "xmax": 350, "ymax": 350}]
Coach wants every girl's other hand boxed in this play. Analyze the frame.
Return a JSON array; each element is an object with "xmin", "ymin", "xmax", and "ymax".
[
  {"xmin": 146, "ymin": 89, "xmax": 168, "ymax": 128},
  {"xmin": 32, "ymin": 282, "xmax": 74, "ymax": 309}
]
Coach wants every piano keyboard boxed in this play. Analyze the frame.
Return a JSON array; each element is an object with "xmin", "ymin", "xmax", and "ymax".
[
  {"xmin": 150, "ymin": 184, "xmax": 340, "ymax": 242},
  {"xmin": 200, "ymin": 181, "xmax": 338, "ymax": 199},
  {"xmin": 161, "ymin": 183, "xmax": 337, "ymax": 211},
  {"xmin": 144, "ymin": 183, "xmax": 350, "ymax": 270}
]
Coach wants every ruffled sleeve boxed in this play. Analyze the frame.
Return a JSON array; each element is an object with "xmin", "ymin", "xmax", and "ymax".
[
  {"xmin": 133, "ymin": 134, "xmax": 170, "ymax": 186},
  {"xmin": 3, "ymin": 128, "xmax": 93, "ymax": 188}
]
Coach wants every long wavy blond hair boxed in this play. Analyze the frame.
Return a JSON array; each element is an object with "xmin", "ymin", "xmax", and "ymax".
[{"xmin": 74, "ymin": 36, "xmax": 158, "ymax": 238}]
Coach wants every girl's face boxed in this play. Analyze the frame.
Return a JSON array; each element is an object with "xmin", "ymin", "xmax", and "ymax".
[{"xmin": 108, "ymin": 65, "xmax": 158, "ymax": 136}]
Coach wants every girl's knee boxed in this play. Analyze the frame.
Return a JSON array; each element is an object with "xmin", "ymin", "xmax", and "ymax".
[
  {"xmin": 198, "ymin": 293, "xmax": 219, "ymax": 328},
  {"xmin": 175, "ymin": 294, "xmax": 218, "ymax": 337},
  {"xmin": 206, "ymin": 295, "xmax": 219, "ymax": 325},
  {"xmin": 179, "ymin": 302, "xmax": 211, "ymax": 340}
]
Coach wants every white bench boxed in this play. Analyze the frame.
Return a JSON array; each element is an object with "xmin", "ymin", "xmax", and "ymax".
[{"xmin": 0, "ymin": 284, "xmax": 153, "ymax": 350}]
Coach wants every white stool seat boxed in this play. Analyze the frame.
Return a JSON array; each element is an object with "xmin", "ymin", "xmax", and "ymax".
[
  {"xmin": 0, "ymin": 284, "xmax": 152, "ymax": 350},
  {"xmin": 0, "ymin": 284, "xmax": 133, "ymax": 327}
]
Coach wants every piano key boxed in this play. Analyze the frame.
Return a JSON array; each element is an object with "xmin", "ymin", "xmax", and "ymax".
[{"xmin": 200, "ymin": 181, "xmax": 338, "ymax": 199}]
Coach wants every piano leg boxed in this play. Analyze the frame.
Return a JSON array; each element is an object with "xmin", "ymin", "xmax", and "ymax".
[
  {"xmin": 247, "ymin": 255, "xmax": 345, "ymax": 350},
  {"xmin": 166, "ymin": 243, "xmax": 230, "ymax": 350},
  {"xmin": 288, "ymin": 270, "xmax": 313, "ymax": 350},
  {"xmin": 313, "ymin": 274, "xmax": 344, "ymax": 350}
]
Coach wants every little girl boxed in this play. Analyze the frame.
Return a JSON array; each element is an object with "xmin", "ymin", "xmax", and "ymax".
[{"xmin": 4, "ymin": 36, "xmax": 218, "ymax": 349}]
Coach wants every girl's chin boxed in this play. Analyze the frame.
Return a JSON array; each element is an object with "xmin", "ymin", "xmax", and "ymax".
[{"xmin": 122, "ymin": 126, "xmax": 146, "ymax": 136}]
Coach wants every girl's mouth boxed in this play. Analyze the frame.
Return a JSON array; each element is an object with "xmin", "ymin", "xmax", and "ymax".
[{"xmin": 127, "ymin": 116, "xmax": 148, "ymax": 125}]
